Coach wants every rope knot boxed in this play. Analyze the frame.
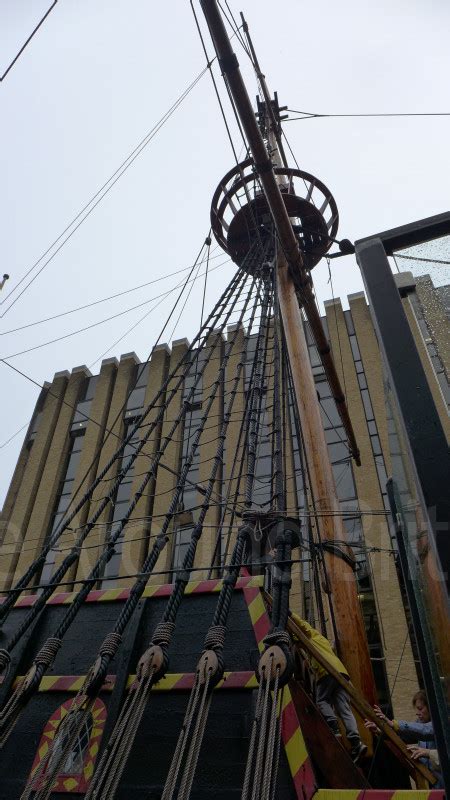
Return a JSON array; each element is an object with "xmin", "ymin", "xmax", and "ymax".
[
  {"xmin": 204, "ymin": 624, "xmax": 226, "ymax": 652},
  {"xmin": 35, "ymin": 637, "xmax": 62, "ymax": 667},
  {"xmin": 99, "ymin": 632, "xmax": 122, "ymax": 658},
  {"xmin": 152, "ymin": 621, "xmax": 175, "ymax": 648},
  {"xmin": 263, "ymin": 630, "xmax": 291, "ymax": 649}
]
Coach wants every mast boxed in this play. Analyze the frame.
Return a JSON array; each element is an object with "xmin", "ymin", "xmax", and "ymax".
[{"xmin": 201, "ymin": 0, "xmax": 377, "ymax": 702}]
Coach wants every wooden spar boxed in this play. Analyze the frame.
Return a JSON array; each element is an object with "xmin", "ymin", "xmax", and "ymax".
[
  {"xmin": 200, "ymin": 0, "xmax": 360, "ymax": 465},
  {"xmin": 200, "ymin": 0, "xmax": 376, "ymax": 700},
  {"xmin": 276, "ymin": 254, "xmax": 376, "ymax": 703}
]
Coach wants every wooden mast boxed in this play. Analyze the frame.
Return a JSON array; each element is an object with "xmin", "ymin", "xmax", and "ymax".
[{"xmin": 200, "ymin": 0, "xmax": 377, "ymax": 703}]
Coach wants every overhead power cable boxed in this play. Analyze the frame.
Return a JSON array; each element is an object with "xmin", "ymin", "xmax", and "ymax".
[
  {"xmin": 0, "ymin": 260, "xmax": 225, "ymax": 360},
  {"xmin": 285, "ymin": 108, "xmax": 450, "ymax": 121},
  {"xmin": 0, "ymin": 238, "xmax": 218, "ymax": 625},
  {"xmin": 0, "ymin": 1, "xmax": 57, "ymax": 82},
  {"xmin": 0, "ymin": 268, "xmax": 253, "ymax": 770},
  {"xmin": 0, "ymin": 64, "xmax": 210, "ymax": 317},
  {"xmin": 0, "ymin": 248, "xmax": 225, "ymax": 336}
]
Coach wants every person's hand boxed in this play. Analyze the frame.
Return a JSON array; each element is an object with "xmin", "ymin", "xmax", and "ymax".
[
  {"xmin": 408, "ymin": 745, "xmax": 428, "ymax": 761},
  {"xmin": 373, "ymin": 705, "xmax": 393, "ymax": 728},
  {"xmin": 364, "ymin": 719, "xmax": 379, "ymax": 733}
]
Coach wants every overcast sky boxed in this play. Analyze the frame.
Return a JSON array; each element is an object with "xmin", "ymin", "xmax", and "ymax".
[{"xmin": 1, "ymin": 0, "xmax": 449, "ymax": 506}]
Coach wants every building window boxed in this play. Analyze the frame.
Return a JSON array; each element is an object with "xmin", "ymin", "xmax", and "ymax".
[
  {"xmin": 71, "ymin": 375, "xmax": 99, "ymax": 432},
  {"xmin": 41, "ymin": 431, "xmax": 85, "ymax": 587},
  {"xmin": 28, "ymin": 698, "xmax": 106, "ymax": 793},
  {"xmin": 343, "ymin": 310, "xmax": 394, "ymax": 543},
  {"xmin": 172, "ymin": 525, "xmax": 193, "ymax": 571},
  {"xmin": 408, "ymin": 291, "xmax": 450, "ymax": 411},
  {"xmin": 125, "ymin": 362, "xmax": 151, "ymax": 419},
  {"xmin": 102, "ymin": 420, "xmax": 140, "ymax": 586}
]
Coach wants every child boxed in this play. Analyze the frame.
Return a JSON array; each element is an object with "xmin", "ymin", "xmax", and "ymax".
[{"xmin": 292, "ymin": 613, "xmax": 367, "ymax": 762}]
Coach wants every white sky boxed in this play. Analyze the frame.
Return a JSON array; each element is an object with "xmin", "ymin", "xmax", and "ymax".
[{"xmin": 1, "ymin": 0, "xmax": 449, "ymax": 506}]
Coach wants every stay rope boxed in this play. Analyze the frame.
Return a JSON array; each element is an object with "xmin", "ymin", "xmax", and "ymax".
[
  {"xmin": 0, "ymin": 269, "xmax": 250, "ymax": 750},
  {"xmin": 18, "ymin": 262, "xmax": 261, "ymax": 799}
]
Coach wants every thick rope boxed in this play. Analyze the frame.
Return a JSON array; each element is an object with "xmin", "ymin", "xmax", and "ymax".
[
  {"xmin": 177, "ymin": 685, "xmax": 213, "ymax": 800},
  {"xmin": 157, "ymin": 267, "xmax": 274, "ymax": 800},
  {"xmin": 0, "ymin": 266, "xmax": 245, "ymax": 628},
  {"xmin": 0, "ymin": 272, "xmax": 251, "ymax": 749},
  {"xmin": 76, "ymin": 268, "xmax": 259, "ymax": 799},
  {"xmin": 160, "ymin": 676, "xmax": 203, "ymax": 800}
]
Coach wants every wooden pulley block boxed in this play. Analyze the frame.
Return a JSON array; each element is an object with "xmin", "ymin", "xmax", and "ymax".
[
  {"xmin": 137, "ymin": 645, "xmax": 164, "ymax": 681},
  {"xmin": 196, "ymin": 650, "xmax": 220, "ymax": 686},
  {"xmin": 258, "ymin": 645, "xmax": 288, "ymax": 682}
]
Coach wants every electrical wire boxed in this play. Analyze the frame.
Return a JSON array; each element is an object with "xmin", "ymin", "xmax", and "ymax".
[
  {"xmin": 0, "ymin": 238, "xmax": 216, "ymax": 606},
  {"xmin": 0, "ymin": 248, "xmax": 225, "ymax": 336},
  {"xmin": 0, "ymin": 65, "xmax": 210, "ymax": 317},
  {"xmin": 1, "ymin": 260, "xmax": 225, "ymax": 360},
  {"xmin": 285, "ymin": 108, "xmax": 450, "ymax": 121},
  {"xmin": 0, "ymin": 1, "xmax": 57, "ymax": 82},
  {"xmin": 0, "ymin": 422, "xmax": 29, "ymax": 450}
]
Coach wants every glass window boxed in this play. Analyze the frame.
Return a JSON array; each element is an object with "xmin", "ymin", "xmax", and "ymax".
[
  {"xmin": 375, "ymin": 459, "xmax": 388, "ymax": 492},
  {"xmin": 60, "ymin": 478, "xmax": 74, "ymax": 497},
  {"xmin": 360, "ymin": 389, "xmax": 375, "ymax": 421},
  {"xmin": 173, "ymin": 526, "xmax": 193, "ymax": 570},
  {"xmin": 47, "ymin": 712, "xmax": 93, "ymax": 776},
  {"xmin": 51, "ymin": 512, "xmax": 64, "ymax": 534},
  {"xmin": 71, "ymin": 400, "xmax": 92, "ymax": 430},
  {"xmin": 368, "ymin": 420, "xmax": 378, "ymax": 436},
  {"xmin": 349, "ymin": 336, "xmax": 361, "ymax": 361},
  {"xmin": 56, "ymin": 494, "xmax": 72, "ymax": 514},
  {"xmin": 371, "ymin": 435, "xmax": 382, "ymax": 456},
  {"xmin": 112, "ymin": 500, "xmax": 130, "ymax": 523},
  {"xmin": 320, "ymin": 397, "xmax": 341, "ymax": 428},
  {"xmin": 316, "ymin": 379, "xmax": 332, "ymax": 400},
  {"xmin": 308, "ymin": 346, "xmax": 322, "ymax": 368},
  {"xmin": 328, "ymin": 441, "xmax": 350, "ymax": 463},
  {"xmin": 71, "ymin": 432, "xmax": 85, "ymax": 453},
  {"xmin": 343, "ymin": 516, "xmax": 362, "ymax": 542},
  {"xmin": 135, "ymin": 362, "xmax": 150, "ymax": 388},
  {"xmin": 65, "ymin": 450, "xmax": 81, "ymax": 481},
  {"xmin": 332, "ymin": 462, "xmax": 356, "ymax": 502},
  {"xmin": 344, "ymin": 310, "xmax": 355, "ymax": 335},
  {"xmin": 115, "ymin": 481, "xmax": 132, "ymax": 504},
  {"xmin": 325, "ymin": 427, "xmax": 343, "ymax": 444},
  {"xmin": 255, "ymin": 454, "xmax": 272, "ymax": 476},
  {"xmin": 126, "ymin": 386, "xmax": 146, "ymax": 412},
  {"xmin": 40, "ymin": 549, "xmax": 56, "ymax": 586},
  {"xmin": 357, "ymin": 372, "xmax": 368, "ymax": 390}
]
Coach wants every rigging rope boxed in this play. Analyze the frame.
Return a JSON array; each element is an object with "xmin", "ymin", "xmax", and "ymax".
[
  {"xmin": 15, "ymin": 261, "xmax": 258, "ymax": 797},
  {"xmin": 0, "ymin": 255, "xmax": 241, "ymax": 629},
  {"xmin": 0, "ymin": 270, "xmax": 248, "ymax": 744},
  {"xmin": 75, "ymin": 267, "xmax": 262, "ymax": 800},
  {"xmin": 159, "ymin": 256, "xmax": 297, "ymax": 800},
  {"xmin": 1, "ymin": 65, "xmax": 210, "ymax": 317}
]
